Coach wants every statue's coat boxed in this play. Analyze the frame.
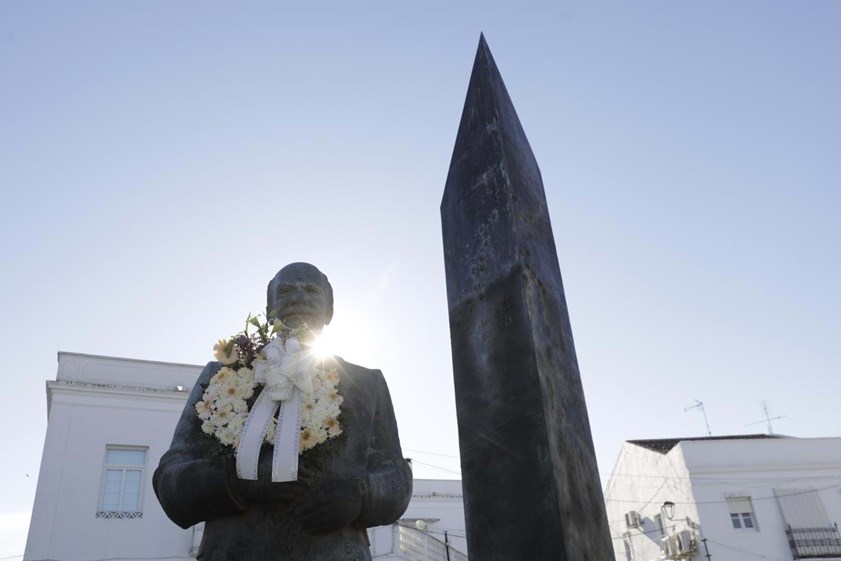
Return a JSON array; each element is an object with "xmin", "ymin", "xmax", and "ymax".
[{"xmin": 154, "ymin": 357, "xmax": 412, "ymax": 561}]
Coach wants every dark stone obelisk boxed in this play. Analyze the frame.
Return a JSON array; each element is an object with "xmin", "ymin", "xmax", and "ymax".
[{"xmin": 441, "ymin": 35, "xmax": 612, "ymax": 561}]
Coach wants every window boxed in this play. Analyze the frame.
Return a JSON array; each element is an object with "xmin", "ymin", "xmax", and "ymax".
[
  {"xmin": 97, "ymin": 446, "xmax": 147, "ymax": 519},
  {"xmin": 775, "ymin": 488, "xmax": 841, "ymax": 559},
  {"xmin": 726, "ymin": 496, "xmax": 757, "ymax": 531}
]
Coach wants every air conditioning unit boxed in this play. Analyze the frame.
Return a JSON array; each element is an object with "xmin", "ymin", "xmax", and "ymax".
[
  {"xmin": 661, "ymin": 535, "xmax": 680, "ymax": 559},
  {"xmin": 625, "ymin": 511, "xmax": 642, "ymax": 529},
  {"xmin": 676, "ymin": 530, "xmax": 697, "ymax": 555},
  {"xmin": 661, "ymin": 531, "xmax": 698, "ymax": 560}
]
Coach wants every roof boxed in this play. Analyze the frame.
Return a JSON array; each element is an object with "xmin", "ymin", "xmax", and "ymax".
[{"xmin": 628, "ymin": 434, "xmax": 786, "ymax": 454}]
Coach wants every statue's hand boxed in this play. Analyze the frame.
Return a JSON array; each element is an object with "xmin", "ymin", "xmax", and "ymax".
[
  {"xmin": 238, "ymin": 477, "xmax": 308, "ymax": 503},
  {"xmin": 234, "ymin": 457, "xmax": 314, "ymax": 504},
  {"xmin": 296, "ymin": 477, "xmax": 364, "ymax": 534}
]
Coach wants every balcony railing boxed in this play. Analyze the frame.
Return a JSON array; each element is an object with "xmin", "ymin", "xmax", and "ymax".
[
  {"xmin": 396, "ymin": 525, "xmax": 468, "ymax": 561},
  {"xmin": 786, "ymin": 524, "xmax": 841, "ymax": 559}
]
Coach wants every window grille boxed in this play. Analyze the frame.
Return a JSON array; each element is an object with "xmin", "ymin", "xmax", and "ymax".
[
  {"xmin": 775, "ymin": 488, "xmax": 841, "ymax": 559},
  {"xmin": 396, "ymin": 525, "xmax": 468, "ymax": 561}
]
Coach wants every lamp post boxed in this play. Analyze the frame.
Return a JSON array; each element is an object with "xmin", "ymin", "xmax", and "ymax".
[{"xmin": 662, "ymin": 501, "xmax": 676, "ymax": 520}]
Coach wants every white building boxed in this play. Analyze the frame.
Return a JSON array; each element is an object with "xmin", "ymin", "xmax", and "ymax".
[
  {"xmin": 25, "ymin": 352, "xmax": 467, "ymax": 561},
  {"xmin": 605, "ymin": 435, "xmax": 841, "ymax": 561}
]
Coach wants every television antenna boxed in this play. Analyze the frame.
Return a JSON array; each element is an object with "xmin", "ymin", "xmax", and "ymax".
[
  {"xmin": 747, "ymin": 401, "xmax": 785, "ymax": 435},
  {"xmin": 684, "ymin": 399, "xmax": 712, "ymax": 436}
]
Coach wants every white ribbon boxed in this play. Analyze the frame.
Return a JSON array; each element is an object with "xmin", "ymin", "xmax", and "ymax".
[{"xmin": 236, "ymin": 336, "xmax": 317, "ymax": 482}]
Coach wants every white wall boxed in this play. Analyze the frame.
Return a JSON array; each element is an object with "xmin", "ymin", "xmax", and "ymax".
[
  {"xmin": 402, "ymin": 479, "xmax": 467, "ymax": 555},
  {"xmin": 605, "ymin": 443, "xmax": 699, "ymax": 561},
  {"xmin": 368, "ymin": 479, "xmax": 467, "ymax": 559},
  {"xmin": 25, "ymin": 353, "xmax": 468, "ymax": 561},
  {"xmin": 682, "ymin": 438, "xmax": 841, "ymax": 561},
  {"xmin": 25, "ymin": 353, "xmax": 200, "ymax": 561},
  {"xmin": 605, "ymin": 437, "xmax": 841, "ymax": 561}
]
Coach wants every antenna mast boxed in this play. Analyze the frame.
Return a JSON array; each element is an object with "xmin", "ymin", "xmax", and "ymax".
[
  {"xmin": 684, "ymin": 399, "xmax": 712, "ymax": 436},
  {"xmin": 747, "ymin": 400, "xmax": 786, "ymax": 435}
]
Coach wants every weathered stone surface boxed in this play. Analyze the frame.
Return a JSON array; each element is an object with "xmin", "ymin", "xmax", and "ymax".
[{"xmin": 441, "ymin": 35, "xmax": 612, "ymax": 561}]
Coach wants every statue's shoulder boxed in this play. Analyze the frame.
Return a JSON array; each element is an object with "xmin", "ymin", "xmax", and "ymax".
[
  {"xmin": 331, "ymin": 356, "xmax": 385, "ymax": 385},
  {"xmin": 198, "ymin": 360, "xmax": 223, "ymax": 380},
  {"xmin": 181, "ymin": 361, "xmax": 223, "ymax": 401}
]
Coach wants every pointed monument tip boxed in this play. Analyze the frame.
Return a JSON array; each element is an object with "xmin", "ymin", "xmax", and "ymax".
[{"xmin": 474, "ymin": 32, "xmax": 494, "ymax": 67}]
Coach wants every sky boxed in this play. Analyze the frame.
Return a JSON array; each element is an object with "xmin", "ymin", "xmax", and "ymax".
[{"xmin": 1, "ymin": 1, "xmax": 840, "ymax": 557}]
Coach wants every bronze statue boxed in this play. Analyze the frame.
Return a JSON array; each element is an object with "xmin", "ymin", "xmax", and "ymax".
[{"xmin": 154, "ymin": 262, "xmax": 412, "ymax": 561}]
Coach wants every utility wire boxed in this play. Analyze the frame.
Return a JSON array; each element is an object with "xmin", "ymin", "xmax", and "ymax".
[
  {"xmin": 404, "ymin": 448, "xmax": 460, "ymax": 459},
  {"xmin": 408, "ymin": 447, "xmax": 829, "ymax": 485},
  {"xmin": 604, "ymin": 482, "xmax": 841, "ymax": 505},
  {"xmin": 408, "ymin": 446, "xmax": 836, "ymax": 486},
  {"xmin": 628, "ymin": 478, "xmax": 668, "ymax": 512},
  {"xmin": 409, "ymin": 459, "xmax": 461, "ymax": 475},
  {"xmin": 603, "ymin": 471, "xmax": 833, "ymax": 482},
  {"xmin": 406, "ymin": 450, "xmax": 841, "ymax": 506},
  {"xmin": 704, "ymin": 538, "xmax": 792, "ymax": 561},
  {"xmin": 611, "ymin": 523, "xmax": 679, "ymax": 542}
]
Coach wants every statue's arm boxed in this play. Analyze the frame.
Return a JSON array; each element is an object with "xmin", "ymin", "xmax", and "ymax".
[
  {"xmin": 153, "ymin": 361, "xmax": 247, "ymax": 529},
  {"xmin": 357, "ymin": 370, "xmax": 412, "ymax": 528}
]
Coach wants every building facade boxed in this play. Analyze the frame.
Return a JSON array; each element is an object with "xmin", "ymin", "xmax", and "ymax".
[
  {"xmin": 604, "ymin": 435, "xmax": 841, "ymax": 561},
  {"xmin": 25, "ymin": 352, "xmax": 467, "ymax": 561}
]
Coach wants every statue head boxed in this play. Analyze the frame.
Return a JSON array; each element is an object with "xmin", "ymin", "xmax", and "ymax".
[{"xmin": 266, "ymin": 262, "xmax": 334, "ymax": 331}]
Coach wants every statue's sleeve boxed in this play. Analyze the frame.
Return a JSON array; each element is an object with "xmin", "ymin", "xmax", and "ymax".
[
  {"xmin": 357, "ymin": 370, "xmax": 413, "ymax": 528},
  {"xmin": 153, "ymin": 361, "xmax": 247, "ymax": 529}
]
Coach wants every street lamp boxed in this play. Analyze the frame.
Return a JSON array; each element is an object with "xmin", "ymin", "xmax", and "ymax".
[{"xmin": 662, "ymin": 501, "xmax": 676, "ymax": 520}]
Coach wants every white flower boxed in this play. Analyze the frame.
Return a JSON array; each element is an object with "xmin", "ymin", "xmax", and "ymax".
[
  {"xmin": 213, "ymin": 340, "xmax": 239, "ymax": 365},
  {"xmin": 301, "ymin": 400, "xmax": 315, "ymax": 426},
  {"xmin": 199, "ymin": 323, "xmax": 344, "ymax": 456},
  {"xmin": 210, "ymin": 403, "xmax": 234, "ymax": 426},
  {"xmin": 231, "ymin": 398, "xmax": 248, "ymax": 414},
  {"xmin": 326, "ymin": 389, "xmax": 343, "ymax": 405},
  {"xmin": 217, "ymin": 426, "xmax": 237, "ymax": 446},
  {"xmin": 195, "ymin": 396, "xmax": 213, "ymax": 420},
  {"xmin": 236, "ymin": 369, "xmax": 255, "ymax": 400},
  {"xmin": 237, "ymin": 367, "xmax": 255, "ymax": 384},
  {"xmin": 312, "ymin": 425, "xmax": 328, "ymax": 445},
  {"xmin": 299, "ymin": 428, "xmax": 316, "ymax": 452},
  {"xmin": 211, "ymin": 366, "xmax": 235, "ymax": 385},
  {"xmin": 212, "ymin": 395, "xmax": 236, "ymax": 415},
  {"xmin": 325, "ymin": 417, "xmax": 342, "ymax": 438},
  {"xmin": 227, "ymin": 413, "xmax": 247, "ymax": 438},
  {"xmin": 265, "ymin": 419, "xmax": 277, "ymax": 443},
  {"xmin": 219, "ymin": 379, "xmax": 244, "ymax": 401}
]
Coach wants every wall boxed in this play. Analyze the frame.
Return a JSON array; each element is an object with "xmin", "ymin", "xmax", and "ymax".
[
  {"xmin": 606, "ymin": 437, "xmax": 841, "ymax": 561},
  {"xmin": 25, "ymin": 353, "xmax": 468, "ymax": 561},
  {"xmin": 605, "ymin": 443, "xmax": 700, "ymax": 561},
  {"xmin": 25, "ymin": 353, "xmax": 201, "ymax": 561},
  {"xmin": 681, "ymin": 438, "xmax": 841, "ymax": 561},
  {"xmin": 368, "ymin": 479, "xmax": 467, "ymax": 559}
]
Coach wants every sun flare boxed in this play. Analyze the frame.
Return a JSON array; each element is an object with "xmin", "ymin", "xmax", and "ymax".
[
  {"xmin": 310, "ymin": 332, "xmax": 334, "ymax": 361},
  {"xmin": 309, "ymin": 317, "xmax": 374, "ymax": 363}
]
